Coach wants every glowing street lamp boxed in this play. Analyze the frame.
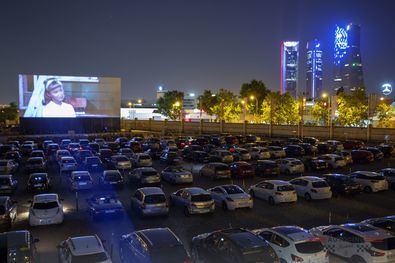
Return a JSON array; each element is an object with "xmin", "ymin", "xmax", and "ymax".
[
  {"xmin": 137, "ymin": 99, "xmax": 143, "ymax": 104},
  {"xmin": 128, "ymin": 102, "xmax": 132, "ymax": 108},
  {"xmin": 174, "ymin": 101, "xmax": 181, "ymax": 107},
  {"xmin": 321, "ymin": 92, "xmax": 328, "ymax": 99}
]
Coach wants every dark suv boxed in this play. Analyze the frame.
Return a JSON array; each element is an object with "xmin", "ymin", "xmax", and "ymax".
[
  {"xmin": 322, "ymin": 173, "xmax": 362, "ymax": 196},
  {"xmin": 119, "ymin": 228, "xmax": 190, "ymax": 263}
]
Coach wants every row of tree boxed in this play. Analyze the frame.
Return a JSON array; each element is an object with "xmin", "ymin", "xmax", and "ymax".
[{"xmin": 157, "ymin": 80, "xmax": 395, "ymax": 127}]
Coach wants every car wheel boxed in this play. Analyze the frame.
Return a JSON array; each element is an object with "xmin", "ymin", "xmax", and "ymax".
[
  {"xmin": 364, "ymin": 186, "xmax": 372, "ymax": 193},
  {"xmin": 304, "ymin": 193, "xmax": 312, "ymax": 201},
  {"xmin": 183, "ymin": 206, "xmax": 190, "ymax": 217},
  {"xmin": 222, "ymin": 201, "xmax": 228, "ymax": 211},
  {"xmin": 268, "ymin": 196, "xmax": 275, "ymax": 205},
  {"xmin": 350, "ymin": 255, "xmax": 366, "ymax": 263}
]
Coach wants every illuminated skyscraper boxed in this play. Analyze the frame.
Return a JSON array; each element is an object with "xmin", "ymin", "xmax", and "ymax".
[
  {"xmin": 333, "ymin": 23, "xmax": 364, "ymax": 92},
  {"xmin": 306, "ymin": 39, "xmax": 323, "ymax": 99},
  {"xmin": 281, "ymin": 41, "xmax": 299, "ymax": 98}
]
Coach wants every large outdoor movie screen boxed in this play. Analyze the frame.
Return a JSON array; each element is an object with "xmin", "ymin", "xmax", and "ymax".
[{"xmin": 19, "ymin": 74, "xmax": 121, "ymax": 118}]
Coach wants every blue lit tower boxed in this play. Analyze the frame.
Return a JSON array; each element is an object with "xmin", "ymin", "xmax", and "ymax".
[
  {"xmin": 306, "ymin": 39, "xmax": 323, "ymax": 99},
  {"xmin": 333, "ymin": 23, "xmax": 364, "ymax": 92},
  {"xmin": 280, "ymin": 41, "xmax": 299, "ymax": 98}
]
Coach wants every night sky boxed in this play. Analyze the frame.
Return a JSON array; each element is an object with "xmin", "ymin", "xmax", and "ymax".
[{"xmin": 1, "ymin": 0, "xmax": 395, "ymax": 103}]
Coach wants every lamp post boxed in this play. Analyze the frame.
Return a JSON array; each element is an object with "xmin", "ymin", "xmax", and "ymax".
[
  {"xmin": 173, "ymin": 101, "xmax": 181, "ymax": 121},
  {"xmin": 241, "ymin": 100, "xmax": 246, "ymax": 123},
  {"xmin": 249, "ymin": 95, "xmax": 258, "ymax": 123},
  {"xmin": 321, "ymin": 92, "xmax": 332, "ymax": 127}
]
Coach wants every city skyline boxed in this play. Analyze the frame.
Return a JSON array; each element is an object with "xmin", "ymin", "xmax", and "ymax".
[{"xmin": 1, "ymin": 0, "xmax": 395, "ymax": 103}]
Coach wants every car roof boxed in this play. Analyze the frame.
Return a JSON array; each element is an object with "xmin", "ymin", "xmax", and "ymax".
[
  {"xmin": 221, "ymin": 229, "xmax": 266, "ymax": 249},
  {"xmin": 299, "ymin": 176, "xmax": 323, "ymax": 181},
  {"xmin": 272, "ymin": 226, "xmax": 312, "ymax": 242},
  {"xmin": 135, "ymin": 167, "xmax": 156, "ymax": 171},
  {"xmin": 139, "ymin": 187, "xmax": 164, "ymax": 195},
  {"xmin": 352, "ymin": 171, "xmax": 381, "ymax": 176},
  {"xmin": 137, "ymin": 228, "xmax": 181, "ymax": 248},
  {"xmin": 68, "ymin": 235, "xmax": 104, "ymax": 256},
  {"xmin": 265, "ymin": 180, "xmax": 291, "ymax": 185},
  {"xmin": 184, "ymin": 187, "xmax": 208, "ymax": 195},
  {"xmin": 33, "ymin": 193, "xmax": 58, "ymax": 202},
  {"xmin": 71, "ymin": 171, "xmax": 90, "ymax": 176},
  {"xmin": 341, "ymin": 223, "xmax": 392, "ymax": 238},
  {"xmin": 61, "ymin": 156, "xmax": 75, "ymax": 160},
  {"xmin": 103, "ymin": 170, "xmax": 121, "ymax": 174}
]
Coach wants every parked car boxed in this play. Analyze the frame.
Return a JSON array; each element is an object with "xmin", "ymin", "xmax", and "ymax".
[
  {"xmin": 310, "ymin": 223, "xmax": 395, "ymax": 263},
  {"xmin": 302, "ymin": 137, "xmax": 319, "ymax": 146},
  {"xmin": 284, "ymin": 145, "xmax": 305, "ymax": 157},
  {"xmin": 348, "ymin": 171, "xmax": 389, "ymax": 193},
  {"xmin": 317, "ymin": 142, "xmax": 334, "ymax": 154},
  {"xmin": 99, "ymin": 170, "xmax": 124, "ymax": 189},
  {"xmin": 199, "ymin": 162, "xmax": 232, "ymax": 180},
  {"xmin": 58, "ymin": 235, "xmax": 111, "ymax": 263},
  {"xmin": 161, "ymin": 166, "xmax": 193, "ymax": 184},
  {"xmin": 249, "ymin": 180, "xmax": 297, "ymax": 205},
  {"xmin": 110, "ymin": 154, "xmax": 132, "ymax": 171},
  {"xmin": 255, "ymin": 226, "xmax": 328, "ymax": 263},
  {"xmin": 361, "ymin": 146, "xmax": 384, "ymax": 160},
  {"xmin": 207, "ymin": 184, "xmax": 253, "ymax": 211},
  {"xmin": 129, "ymin": 167, "xmax": 160, "ymax": 187},
  {"xmin": 249, "ymin": 147, "xmax": 271, "ymax": 160},
  {"xmin": 60, "ymin": 139, "xmax": 71, "ymax": 149},
  {"xmin": 351, "ymin": 149, "xmax": 374, "ymax": 163},
  {"xmin": 289, "ymin": 176, "xmax": 332, "ymax": 201},
  {"xmin": 119, "ymin": 228, "xmax": 189, "ymax": 263},
  {"xmin": 338, "ymin": 150, "xmax": 353, "ymax": 165},
  {"xmin": 86, "ymin": 194, "xmax": 124, "ymax": 220},
  {"xmin": 318, "ymin": 154, "xmax": 346, "ymax": 169},
  {"xmin": 229, "ymin": 161, "xmax": 255, "ymax": 178},
  {"xmin": 4, "ymin": 151, "xmax": 22, "ymax": 164},
  {"xmin": 0, "ymin": 159, "xmax": 18, "ymax": 174},
  {"xmin": 99, "ymin": 148, "xmax": 113, "ymax": 164},
  {"xmin": 303, "ymin": 157, "xmax": 328, "ymax": 171},
  {"xmin": 379, "ymin": 168, "xmax": 395, "ymax": 189},
  {"xmin": 130, "ymin": 187, "xmax": 169, "ymax": 217},
  {"xmin": 20, "ymin": 144, "xmax": 36, "ymax": 156},
  {"xmin": 28, "ymin": 193, "xmax": 64, "ymax": 226},
  {"xmin": 343, "ymin": 139, "xmax": 364, "ymax": 150},
  {"xmin": 253, "ymin": 160, "xmax": 280, "ymax": 177},
  {"xmin": 46, "ymin": 143, "xmax": 60, "ymax": 156},
  {"xmin": 83, "ymin": 156, "xmax": 103, "ymax": 173},
  {"xmin": 74, "ymin": 149, "xmax": 93, "ymax": 164},
  {"xmin": 131, "ymin": 153, "xmax": 153, "ymax": 167},
  {"xmin": 0, "ymin": 196, "xmax": 17, "ymax": 230},
  {"xmin": 377, "ymin": 144, "xmax": 395, "ymax": 158},
  {"xmin": 232, "ymin": 148, "xmax": 251, "ymax": 161},
  {"xmin": 55, "ymin": 149, "xmax": 71, "ymax": 164},
  {"xmin": 69, "ymin": 171, "xmax": 93, "ymax": 191},
  {"xmin": 210, "ymin": 149, "xmax": 234, "ymax": 163},
  {"xmin": 299, "ymin": 143, "xmax": 318, "ymax": 155},
  {"xmin": 159, "ymin": 151, "xmax": 181, "ymax": 165},
  {"xmin": 0, "ymin": 230, "xmax": 39, "ymax": 262},
  {"xmin": 170, "ymin": 187, "xmax": 215, "ymax": 216},
  {"xmin": 0, "ymin": 174, "xmax": 18, "ymax": 195},
  {"xmin": 361, "ymin": 215, "xmax": 395, "ymax": 236},
  {"xmin": 189, "ymin": 151, "xmax": 210, "ymax": 163},
  {"xmin": 327, "ymin": 140, "xmax": 344, "ymax": 151},
  {"xmin": 276, "ymin": 158, "xmax": 305, "ymax": 175},
  {"xmin": 191, "ymin": 228, "xmax": 279, "ymax": 263},
  {"xmin": 27, "ymin": 173, "xmax": 51, "ymax": 192},
  {"xmin": 322, "ymin": 173, "xmax": 362, "ymax": 196}
]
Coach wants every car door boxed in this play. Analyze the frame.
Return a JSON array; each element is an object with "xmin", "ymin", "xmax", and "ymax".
[
  {"xmin": 253, "ymin": 182, "xmax": 267, "ymax": 199},
  {"xmin": 210, "ymin": 187, "xmax": 225, "ymax": 204},
  {"xmin": 204, "ymin": 233, "xmax": 222, "ymax": 261},
  {"xmin": 323, "ymin": 228, "xmax": 347, "ymax": 257},
  {"xmin": 290, "ymin": 179, "xmax": 303, "ymax": 196},
  {"xmin": 171, "ymin": 190, "xmax": 184, "ymax": 206},
  {"xmin": 131, "ymin": 191, "xmax": 142, "ymax": 209},
  {"xmin": 7, "ymin": 199, "xmax": 17, "ymax": 221},
  {"xmin": 270, "ymin": 233, "xmax": 290, "ymax": 259},
  {"xmin": 128, "ymin": 234, "xmax": 149, "ymax": 262}
]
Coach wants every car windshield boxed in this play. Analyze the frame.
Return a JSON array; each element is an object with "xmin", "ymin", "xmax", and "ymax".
[
  {"xmin": 260, "ymin": 162, "xmax": 277, "ymax": 168},
  {"xmin": 71, "ymin": 252, "xmax": 108, "ymax": 263},
  {"xmin": 116, "ymin": 157, "xmax": 129, "ymax": 162},
  {"xmin": 0, "ymin": 178, "xmax": 10, "ymax": 185},
  {"xmin": 277, "ymin": 185, "xmax": 294, "ymax": 191},
  {"xmin": 144, "ymin": 194, "xmax": 166, "ymax": 204},
  {"xmin": 169, "ymin": 167, "xmax": 186, "ymax": 173},
  {"xmin": 371, "ymin": 237, "xmax": 395, "ymax": 251},
  {"xmin": 29, "ymin": 159, "xmax": 43, "ymax": 164},
  {"xmin": 191, "ymin": 194, "xmax": 212, "ymax": 202},
  {"xmin": 33, "ymin": 201, "xmax": 58, "ymax": 209},
  {"xmin": 141, "ymin": 171, "xmax": 158, "ymax": 177},
  {"xmin": 295, "ymin": 241, "xmax": 324, "ymax": 254},
  {"xmin": 291, "ymin": 161, "xmax": 301, "ymax": 165},
  {"xmin": 312, "ymin": 181, "xmax": 329, "ymax": 188},
  {"xmin": 74, "ymin": 175, "xmax": 91, "ymax": 181},
  {"xmin": 105, "ymin": 173, "xmax": 121, "ymax": 181},
  {"xmin": 223, "ymin": 185, "xmax": 244, "ymax": 194}
]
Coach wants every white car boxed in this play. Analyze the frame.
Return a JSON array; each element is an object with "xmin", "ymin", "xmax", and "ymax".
[
  {"xmin": 349, "ymin": 171, "xmax": 389, "ymax": 193},
  {"xmin": 268, "ymin": 146, "xmax": 286, "ymax": 158},
  {"xmin": 160, "ymin": 166, "xmax": 193, "ymax": 184},
  {"xmin": 59, "ymin": 156, "xmax": 78, "ymax": 173},
  {"xmin": 207, "ymin": 184, "xmax": 253, "ymax": 211},
  {"xmin": 318, "ymin": 154, "xmax": 347, "ymax": 169},
  {"xmin": 58, "ymin": 235, "xmax": 111, "ymax": 263},
  {"xmin": 249, "ymin": 180, "xmax": 297, "ymax": 205},
  {"xmin": 289, "ymin": 176, "xmax": 332, "ymax": 200},
  {"xmin": 55, "ymin": 150, "xmax": 71, "ymax": 164},
  {"xmin": 29, "ymin": 193, "xmax": 64, "ymax": 226},
  {"xmin": 255, "ymin": 226, "xmax": 328, "ymax": 263},
  {"xmin": 249, "ymin": 147, "xmax": 271, "ymax": 160},
  {"xmin": 276, "ymin": 158, "xmax": 305, "ymax": 175},
  {"xmin": 327, "ymin": 140, "xmax": 344, "ymax": 151},
  {"xmin": 380, "ymin": 168, "xmax": 395, "ymax": 190},
  {"xmin": 132, "ymin": 153, "xmax": 152, "ymax": 167},
  {"xmin": 170, "ymin": 187, "xmax": 215, "ymax": 216},
  {"xmin": 310, "ymin": 223, "xmax": 395, "ymax": 263}
]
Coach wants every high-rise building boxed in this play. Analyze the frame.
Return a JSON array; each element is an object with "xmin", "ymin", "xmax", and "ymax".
[
  {"xmin": 306, "ymin": 39, "xmax": 323, "ymax": 99},
  {"xmin": 333, "ymin": 23, "xmax": 364, "ymax": 93},
  {"xmin": 280, "ymin": 41, "xmax": 299, "ymax": 98}
]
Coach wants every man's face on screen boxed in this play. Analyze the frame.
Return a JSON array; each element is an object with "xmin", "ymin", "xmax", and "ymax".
[{"xmin": 49, "ymin": 86, "xmax": 65, "ymax": 104}]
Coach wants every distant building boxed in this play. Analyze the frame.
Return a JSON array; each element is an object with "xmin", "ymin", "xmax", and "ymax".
[
  {"xmin": 333, "ymin": 23, "xmax": 364, "ymax": 93},
  {"xmin": 306, "ymin": 39, "xmax": 323, "ymax": 99},
  {"xmin": 156, "ymin": 86, "xmax": 167, "ymax": 99},
  {"xmin": 183, "ymin": 93, "xmax": 197, "ymax": 110},
  {"xmin": 281, "ymin": 41, "xmax": 299, "ymax": 98}
]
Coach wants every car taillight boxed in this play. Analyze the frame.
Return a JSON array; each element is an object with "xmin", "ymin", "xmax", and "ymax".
[
  {"xmin": 365, "ymin": 247, "xmax": 385, "ymax": 257},
  {"xmin": 275, "ymin": 192, "xmax": 283, "ymax": 195},
  {"xmin": 291, "ymin": 254, "xmax": 304, "ymax": 262},
  {"xmin": 310, "ymin": 189, "xmax": 318, "ymax": 193}
]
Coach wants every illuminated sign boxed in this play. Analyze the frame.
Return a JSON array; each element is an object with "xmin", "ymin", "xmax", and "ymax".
[{"xmin": 382, "ymin": 83, "xmax": 392, "ymax": 96}]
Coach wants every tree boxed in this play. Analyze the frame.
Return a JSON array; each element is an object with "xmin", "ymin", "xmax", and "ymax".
[
  {"xmin": 261, "ymin": 92, "xmax": 300, "ymax": 125},
  {"xmin": 375, "ymin": 103, "xmax": 395, "ymax": 128},
  {"xmin": 156, "ymin": 90, "xmax": 184, "ymax": 120},
  {"xmin": 240, "ymin": 80, "xmax": 269, "ymax": 115},
  {"xmin": 209, "ymin": 89, "xmax": 242, "ymax": 122},
  {"xmin": 0, "ymin": 102, "xmax": 19, "ymax": 123},
  {"xmin": 311, "ymin": 99, "xmax": 328, "ymax": 125},
  {"xmin": 336, "ymin": 89, "xmax": 368, "ymax": 126},
  {"xmin": 197, "ymin": 90, "xmax": 219, "ymax": 116}
]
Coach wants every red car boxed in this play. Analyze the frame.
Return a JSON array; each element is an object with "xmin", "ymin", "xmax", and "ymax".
[
  {"xmin": 229, "ymin": 161, "xmax": 255, "ymax": 178},
  {"xmin": 351, "ymin": 150, "xmax": 374, "ymax": 163},
  {"xmin": 343, "ymin": 140, "xmax": 365, "ymax": 150}
]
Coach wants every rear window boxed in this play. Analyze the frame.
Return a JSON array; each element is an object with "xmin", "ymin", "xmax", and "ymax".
[
  {"xmin": 29, "ymin": 176, "xmax": 46, "ymax": 183},
  {"xmin": 139, "ymin": 155, "xmax": 151, "ymax": 160},
  {"xmin": 29, "ymin": 159, "xmax": 43, "ymax": 164},
  {"xmin": 105, "ymin": 173, "xmax": 121, "ymax": 181},
  {"xmin": 141, "ymin": 171, "xmax": 158, "ymax": 177},
  {"xmin": 371, "ymin": 238, "xmax": 395, "ymax": 251},
  {"xmin": 312, "ymin": 181, "xmax": 329, "ymax": 188},
  {"xmin": 334, "ymin": 157, "xmax": 343, "ymax": 161},
  {"xmin": 62, "ymin": 159, "xmax": 75, "ymax": 164},
  {"xmin": 144, "ymin": 194, "xmax": 166, "ymax": 204},
  {"xmin": 215, "ymin": 165, "xmax": 229, "ymax": 171},
  {"xmin": 295, "ymin": 241, "xmax": 324, "ymax": 254},
  {"xmin": 87, "ymin": 158, "xmax": 100, "ymax": 164},
  {"xmin": 191, "ymin": 194, "xmax": 212, "ymax": 202},
  {"xmin": 260, "ymin": 162, "xmax": 277, "ymax": 168},
  {"xmin": 223, "ymin": 185, "xmax": 244, "ymax": 194},
  {"xmin": 71, "ymin": 252, "xmax": 108, "ymax": 263},
  {"xmin": 291, "ymin": 161, "xmax": 302, "ymax": 165},
  {"xmin": 33, "ymin": 201, "xmax": 59, "ymax": 209},
  {"xmin": 277, "ymin": 185, "xmax": 294, "ymax": 191},
  {"xmin": 116, "ymin": 156, "xmax": 129, "ymax": 162},
  {"xmin": 74, "ymin": 175, "xmax": 91, "ymax": 181}
]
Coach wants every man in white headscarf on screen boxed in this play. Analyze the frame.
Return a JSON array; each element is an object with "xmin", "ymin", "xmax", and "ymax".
[{"xmin": 42, "ymin": 77, "xmax": 76, "ymax": 118}]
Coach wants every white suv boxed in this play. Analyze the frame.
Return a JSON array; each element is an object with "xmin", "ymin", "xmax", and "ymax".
[
  {"xmin": 289, "ymin": 176, "xmax": 332, "ymax": 201},
  {"xmin": 58, "ymin": 235, "xmax": 111, "ymax": 263},
  {"xmin": 318, "ymin": 154, "xmax": 347, "ymax": 169},
  {"xmin": 310, "ymin": 223, "xmax": 395, "ymax": 263},
  {"xmin": 29, "ymin": 193, "xmax": 64, "ymax": 226},
  {"xmin": 249, "ymin": 180, "xmax": 297, "ymax": 205},
  {"xmin": 255, "ymin": 226, "xmax": 328, "ymax": 263},
  {"xmin": 207, "ymin": 184, "xmax": 253, "ymax": 211},
  {"xmin": 349, "ymin": 171, "xmax": 389, "ymax": 193},
  {"xmin": 276, "ymin": 158, "xmax": 305, "ymax": 175}
]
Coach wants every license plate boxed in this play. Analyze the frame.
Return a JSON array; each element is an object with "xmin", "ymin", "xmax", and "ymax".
[
  {"xmin": 105, "ymin": 210, "xmax": 115, "ymax": 213},
  {"xmin": 79, "ymin": 182, "xmax": 87, "ymax": 185},
  {"xmin": 92, "ymin": 164, "xmax": 98, "ymax": 167}
]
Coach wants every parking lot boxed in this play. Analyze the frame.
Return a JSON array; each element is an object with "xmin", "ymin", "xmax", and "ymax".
[{"xmin": 2, "ymin": 136, "xmax": 395, "ymax": 263}]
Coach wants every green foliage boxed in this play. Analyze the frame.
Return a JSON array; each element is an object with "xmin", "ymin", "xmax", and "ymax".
[
  {"xmin": 156, "ymin": 90, "xmax": 184, "ymax": 120},
  {"xmin": 336, "ymin": 89, "xmax": 368, "ymax": 126},
  {"xmin": 0, "ymin": 102, "xmax": 19, "ymax": 123},
  {"xmin": 240, "ymin": 80, "xmax": 269, "ymax": 114},
  {"xmin": 261, "ymin": 92, "xmax": 300, "ymax": 125},
  {"xmin": 199, "ymin": 89, "xmax": 242, "ymax": 122},
  {"xmin": 311, "ymin": 99, "xmax": 328, "ymax": 125},
  {"xmin": 198, "ymin": 90, "xmax": 218, "ymax": 116},
  {"xmin": 376, "ymin": 103, "xmax": 395, "ymax": 128}
]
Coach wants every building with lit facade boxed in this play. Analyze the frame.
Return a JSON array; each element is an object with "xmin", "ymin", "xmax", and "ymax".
[
  {"xmin": 280, "ymin": 41, "xmax": 299, "ymax": 98},
  {"xmin": 333, "ymin": 23, "xmax": 364, "ymax": 92},
  {"xmin": 306, "ymin": 39, "xmax": 323, "ymax": 99}
]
